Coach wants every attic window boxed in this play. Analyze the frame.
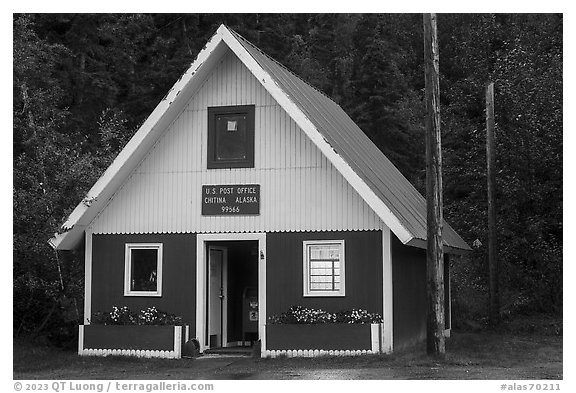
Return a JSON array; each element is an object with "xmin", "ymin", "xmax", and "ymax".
[{"xmin": 207, "ymin": 105, "xmax": 255, "ymax": 169}]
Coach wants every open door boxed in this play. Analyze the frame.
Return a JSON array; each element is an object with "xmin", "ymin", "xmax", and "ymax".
[
  {"xmin": 207, "ymin": 246, "xmax": 227, "ymax": 348},
  {"xmin": 196, "ymin": 234, "xmax": 266, "ymax": 354}
]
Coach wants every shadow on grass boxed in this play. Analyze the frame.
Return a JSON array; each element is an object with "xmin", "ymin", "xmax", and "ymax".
[{"xmin": 14, "ymin": 338, "xmax": 196, "ymax": 375}]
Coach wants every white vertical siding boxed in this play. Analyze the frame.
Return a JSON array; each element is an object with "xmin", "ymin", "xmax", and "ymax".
[{"xmin": 90, "ymin": 49, "xmax": 383, "ymax": 234}]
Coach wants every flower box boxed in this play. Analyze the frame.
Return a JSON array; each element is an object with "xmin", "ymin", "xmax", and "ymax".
[
  {"xmin": 265, "ymin": 323, "xmax": 382, "ymax": 355},
  {"xmin": 79, "ymin": 324, "xmax": 189, "ymax": 359}
]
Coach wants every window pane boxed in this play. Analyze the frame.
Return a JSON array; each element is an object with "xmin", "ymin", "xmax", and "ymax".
[
  {"xmin": 311, "ymin": 282, "xmax": 330, "ymax": 291},
  {"xmin": 130, "ymin": 249, "xmax": 158, "ymax": 292},
  {"xmin": 215, "ymin": 114, "xmax": 247, "ymax": 160},
  {"xmin": 310, "ymin": 262, "xmax": 332, "ymax": 270}
]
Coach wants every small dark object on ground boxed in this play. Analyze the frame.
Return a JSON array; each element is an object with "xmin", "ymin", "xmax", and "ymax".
[
  {"xmin": 182, "ymin": 338, "xmax": 200, "ymax": 358},
  {"xmin": 252, "ymin": 340, "xmax": 261, "ymax": 358}
]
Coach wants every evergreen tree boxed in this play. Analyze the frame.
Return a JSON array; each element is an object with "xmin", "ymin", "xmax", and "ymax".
[{"xmin": 348, "ymin": 14, "xmax": 424, "ymax": 181}]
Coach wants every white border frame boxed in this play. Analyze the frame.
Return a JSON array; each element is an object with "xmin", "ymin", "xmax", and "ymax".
[
  {"xmin": 196, "ymin": 233, "xmax": 266, "ymax": 355},
  {"xmin": 124, "ymin": 243, "xmax": 163, "ymax": 297},
  {"xmin": 302, "ymin": 240, "xmax": 346, "ymax": 297}
]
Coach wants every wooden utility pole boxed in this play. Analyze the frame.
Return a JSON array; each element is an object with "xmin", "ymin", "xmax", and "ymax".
[
  {"xmin": 486, "ymin": 82, "xmax": 500, "ymax": 325},
  {"xmin": 423, "ymin": 13, "xmax": 445, "ymax": 356}
]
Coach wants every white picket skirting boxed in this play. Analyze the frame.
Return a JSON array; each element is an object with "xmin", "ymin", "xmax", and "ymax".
[
  {"xmin": 79, "ymin": 348, "xmax": 178, "ymax": 359},
  {"xmin": 262, "ymin": 323, "xmax": 383, "ymax": 358},
  {"xmin": 263, "ymin": 349, "xmax": 377, "ymax": 358},
  {"xmin": 79, "ymin": 323, "xmax": 386, "ymax": 359},
  {"xmin": 78, "ymin": 325, "xmax": 183, "ymax": 359}
]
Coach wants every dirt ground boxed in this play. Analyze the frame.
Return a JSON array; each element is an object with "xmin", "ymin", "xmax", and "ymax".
[{"xmin": 14, "ymin": 328, "xmax": 562, "ymax": 380}]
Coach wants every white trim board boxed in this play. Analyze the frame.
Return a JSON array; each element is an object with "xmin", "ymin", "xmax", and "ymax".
[
  {"xmin": 381, "ymin": 228, "xmax": 393, "ymax": 353},
  {"xmin": 84, "ymin": 231, "xmax": 92, "ymax": 324},
  {"xmin": 48, "ymin": 30, "xmax": 230, "ymax": 250}
]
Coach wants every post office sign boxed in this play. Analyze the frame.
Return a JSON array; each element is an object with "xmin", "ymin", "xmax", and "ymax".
[{"xmin": 201, "ymin": 184, "xmax": 260, "ymax": 215}]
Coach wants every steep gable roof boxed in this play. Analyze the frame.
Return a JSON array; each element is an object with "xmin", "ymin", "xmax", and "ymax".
[{"xmin": 49, "ymin": 24, "xmax": 470, "ymax": 253}]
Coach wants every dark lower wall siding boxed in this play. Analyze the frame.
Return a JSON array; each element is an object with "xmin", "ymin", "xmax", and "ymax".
[
  {"xmin": 392, "ymin": 235, "xmax": 427, "ymax": 350},
  {"xmin": 266, "ymin": 231, "xmax": 383, "ymax": 317},
  {"xmin": 392, "ymin": 236, "xmax": 453, "ymax": 350},
  {"xmin": 91, "ymin": 233, "xmax": 196, "ymax": 334}
]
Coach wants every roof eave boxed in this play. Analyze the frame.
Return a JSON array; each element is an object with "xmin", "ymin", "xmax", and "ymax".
[
  {"xmin": 226, "ymin": 27, "xmax": 471, "ymax": 252},
  {"xmin": 48, "ymin": 26, "xmax": 230, "ymax": 250},
  {"xmin": 221, "ymin": 26, "xmax": 416, "ymax": 244},
  {"xmin": 406, "ymin": 237, "xmax": 472, "ymax": 254}
]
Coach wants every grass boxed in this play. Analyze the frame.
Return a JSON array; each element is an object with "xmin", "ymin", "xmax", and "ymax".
[
  {"xmin": 13, "ymin": 339, "xmax": 201, "ymax": 379},
  {"xmin": 14, "ymin": 317, "xmax": 563, "ymax": 380}
]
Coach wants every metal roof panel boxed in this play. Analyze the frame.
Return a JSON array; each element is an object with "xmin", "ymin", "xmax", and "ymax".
[{"xmin": 230, "ymin": 28, "xmax": 470, "ymax": 251}]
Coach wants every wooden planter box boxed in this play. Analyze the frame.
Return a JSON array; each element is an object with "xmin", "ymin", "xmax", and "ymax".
[
  {"xmin": 79, "ymin": 325, "xmax": 189, "ymax": 359},
  {"xmin": 265, "ymin": 323, "xmax": 382, "ymax": 357}
]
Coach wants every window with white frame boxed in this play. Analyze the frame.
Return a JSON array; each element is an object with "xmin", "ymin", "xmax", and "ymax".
[
  {"xmin": 124, "ymin": 243, "xmax": 163, "ymax": 297},
  {"xmin": 303, "ymin": 240, "xmax": 345, "ymax": 297}
]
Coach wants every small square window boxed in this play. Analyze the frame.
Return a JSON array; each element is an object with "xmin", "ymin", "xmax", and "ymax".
[
  {"xmin": 124, "ymin": 243, "xmax": 163, "ymax": 297},
  {"xmin": 303, "ymin": 240, "xmax": 345, "ymax": 297},
  {"xmin": 207, "ymin": 105, "xmax": 255, "ymax": 169}
]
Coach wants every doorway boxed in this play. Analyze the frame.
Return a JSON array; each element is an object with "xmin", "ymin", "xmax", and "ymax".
[{"xmin": 200, "ymin": 237, "xmax": 262, "ymax": 351}]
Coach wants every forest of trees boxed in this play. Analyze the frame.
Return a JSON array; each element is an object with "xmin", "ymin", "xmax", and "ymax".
[{"xmin": 13, "ymin": 14, "xmax": 562, "ymax": 346}]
